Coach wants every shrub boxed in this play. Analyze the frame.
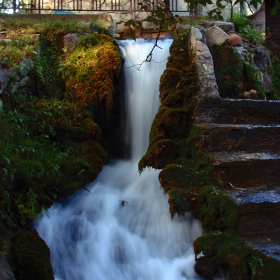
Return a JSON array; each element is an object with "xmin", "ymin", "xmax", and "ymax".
[{"xmin": 230, "ymin": 12, "xmax": 250, "ymax": 33}]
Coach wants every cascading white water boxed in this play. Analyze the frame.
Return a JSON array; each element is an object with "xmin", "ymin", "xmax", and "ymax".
[{"xmin": 35, "ymin": 38, "xmax": 204, "ymax": 280}]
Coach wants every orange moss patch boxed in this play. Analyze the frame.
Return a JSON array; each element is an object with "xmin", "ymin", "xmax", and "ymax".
[{"xmin": 64, "ymin": 34, "xmax": 121, "ymax": 115}]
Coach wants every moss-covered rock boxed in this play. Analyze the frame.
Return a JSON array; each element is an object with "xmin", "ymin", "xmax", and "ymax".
[
  {"xmin": 192, "ymin": 185, "xmax": 238, "ymax": 231},
  {"xmin": 194, "ymin": 230, "xmax": 280, "ymax": 280},
  {"xmin": 210, "ymin": 44, "xmax": 265, "ymax": 99},
  {"xmin": 63, "ymin": 33, "xmax": 121, "ymax": 115},
  {"xmin": 8, "ymin": 229, "xmax": 54, "ymax": 280},
  {"xmin": 269, "ymin": 55, "xmax": 280, "ymax": 100}
]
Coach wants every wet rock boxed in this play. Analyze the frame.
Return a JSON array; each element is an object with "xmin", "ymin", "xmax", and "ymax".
[
  {"xmin": 195, "ymin": 256, "xmax": 217, "ymax": 278},
  {"xmin": 9, "ymin": 229, "xmax": 54, "ymax": 280}
]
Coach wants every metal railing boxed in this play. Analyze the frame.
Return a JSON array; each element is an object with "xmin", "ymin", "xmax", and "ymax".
[{"xmin": 0, "ymin": 0, "xmax": 198, "ymax": 14}]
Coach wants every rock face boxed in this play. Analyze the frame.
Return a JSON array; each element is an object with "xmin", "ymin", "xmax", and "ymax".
[
  {"xmin": 190, "ymin": 27, "xmax": 219, "ymax": 102},
  {"xmin": 8, "ymin": 230, "xmax": 54, "ymax": 280},
  {"xmin": 0, "ymin": 254, "xmax": 15, "ymax": 280}
]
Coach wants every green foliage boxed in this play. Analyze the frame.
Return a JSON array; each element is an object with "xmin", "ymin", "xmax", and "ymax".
[
  {"xmin": 16, "ymin": 188, "xmax": 38, "ymax": 225},
  {"xmin": 0, "ymin": 39, "xmax": 37, "ymax": 66},
  {"xmin": 229, "ymin": 12, "xmax": 264, "ymax": 45},
  {"xmin": 0, "ymin": 19, "xmax": 120, "ymax": 249},
  {"xmin": 269, "ymin": 55, "xmax": 280, "ymax": 100},
  {"xmin": 249, "ymin": 256, "xmax": 264, "ymax": 275},
  {"xmin": 239, "ymin": 26, "xmax": 265, "ymax": 45},
  {"xmin": 0, "ymin": 18, "xmax": 100, "ymax": 34},
  {"xmin": 210, "ymin": 44, "xmax": 243, "ymax": 98},
  {"xmin": 230, "ymin": 12, "xmax": 250, "ymax": 33}
]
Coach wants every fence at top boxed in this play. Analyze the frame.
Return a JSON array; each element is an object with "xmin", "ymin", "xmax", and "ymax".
[{"xmin": 0, "ymin": 0, "xmax": 199, "ymax": 15}]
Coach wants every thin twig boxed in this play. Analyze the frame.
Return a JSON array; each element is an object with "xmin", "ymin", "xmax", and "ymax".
[
  {"xmin": 229, "ymin": 182, "xmax": 246, "ymax": 191},
  {"xmin": 125, "ymin": 58, "xmax": 168, "ymax": 71},
  {"xmin": 83, "ymin": 186, "xmax": 90, "ymax": 192},
  {"xmin": 244, "ymin": 0, "xmax": 254, "ymax": 14}
]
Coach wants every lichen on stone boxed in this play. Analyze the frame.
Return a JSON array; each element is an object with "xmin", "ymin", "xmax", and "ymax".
[{"xmin": 210, "ymin": 44, "xmax": 266, "ymax": 99}]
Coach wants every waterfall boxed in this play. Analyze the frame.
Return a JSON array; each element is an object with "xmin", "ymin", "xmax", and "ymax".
[{"xmin": 35, "ymin": 38, "xmax": 204, "ymax": 280}]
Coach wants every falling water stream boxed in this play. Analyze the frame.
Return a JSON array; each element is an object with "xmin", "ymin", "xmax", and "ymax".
[{"xmin": 35, "ymin": 38, "xmax": 204, "ymax": 280}]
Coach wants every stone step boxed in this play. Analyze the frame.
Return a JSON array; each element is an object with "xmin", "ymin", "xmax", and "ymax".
[
  {"xmin": 208, "ymin": 152, "xmax": 280, "ymax": 190},
  {"xmin": 197, "ymin": 123, "xmax": 280, "ymax": 153},
  {"xmin": 226, "ymin": 187, "xmax": 280, "ymax": 261},
  {"xmin": 195, "ymin": 98, "xmax": 280, "ymax": 125}
]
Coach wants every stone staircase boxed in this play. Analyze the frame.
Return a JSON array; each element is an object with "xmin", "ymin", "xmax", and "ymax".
[{"xmin": 195, "ymin": 98, "xmax": 280, "ymax": 261}]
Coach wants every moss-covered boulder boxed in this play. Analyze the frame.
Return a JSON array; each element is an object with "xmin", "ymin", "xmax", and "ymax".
[
  {"xmin": 63, "ymin": 33, "xmax": 121, "ymax": 114},
  {"xmin": 210, "ymin": 44, "xmax": 266, "ymax": 99},
  {"xmin": 8, "ymin": 229, "xmax": 54, "ymax": 280},
  {"xmin": 194, "ymin": 230, "xmax": 280, "ymax": 280}
]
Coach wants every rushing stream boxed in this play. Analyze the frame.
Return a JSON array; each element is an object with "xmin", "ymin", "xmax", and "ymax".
[{"xmin": 35, "ymin": 38, "xmax": 204, "ymax": 280}]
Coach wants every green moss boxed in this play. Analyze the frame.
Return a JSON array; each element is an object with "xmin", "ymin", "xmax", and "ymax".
[
  {"xmin": 149, "ymin": 106, "xmax": 193, "ymax": 146},
  {"xmin": 159, "ymin": 164, "xmax": 196, "ymax": 217},
  {"xmin": 139, "ymin": 139, "xmax": 177, "ymax": 170},
  {"xmin": 210, "ymin": 44, "xmax": 243, "ymax": 98},
  {"xmin": 193, "ymin": 230, "xmax": 280, "ymax": 279},
  {"xmin": 269, "ymin": 55, "xmax": 280, "ymax": 100},
  {"xmin": 194, "ymin": 231, "xmax": 249, "ymax": 279},
  {"xmin": 63, "ymin": 33, "xmax": 121, "ymax": 115},
  {"xmin": 8, "ymin": 229, "xmax": 54, "ymax": 280},
  {"xmin": 192, "ymin": 185, "xmax": 238, "ymax": 231},
  {"xmin": 210, "ymin": 44, "xmax": 266, "ymax": 99},
  {"xmin": 243, "ymin": 62, "xmax": 265, "ymax": 99},
  {"xmin": 156, "ymin": 125, "xmax": 213, "ymax": 218}
]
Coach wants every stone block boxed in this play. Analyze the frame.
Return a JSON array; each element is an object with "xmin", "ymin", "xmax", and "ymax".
[
  {"xmin": 196, "ymin": 41, "xmax": 209, "ymax": 52},
  {"xmin": 63, "ymin": 33, "xmax": 80, "ymax": 53},
  {"xmin": 204, "ymin": 26, "xmax": 229, "ymax": 46}
]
